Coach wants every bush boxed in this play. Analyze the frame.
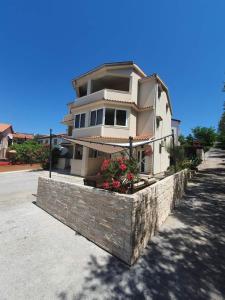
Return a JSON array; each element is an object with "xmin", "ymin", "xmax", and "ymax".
[
  {"xmin": 99, "ymin": 156, "xmax": 140, "ymax": 194},
  {"xmin": 10, "ymin": 141, "xmax": 49, "ymax": 165}
]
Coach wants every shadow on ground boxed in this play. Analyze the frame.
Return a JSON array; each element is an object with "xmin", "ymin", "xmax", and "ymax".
[{"xmin": 57, "ymin": 163, "xmax": 225, "ymax": 299}]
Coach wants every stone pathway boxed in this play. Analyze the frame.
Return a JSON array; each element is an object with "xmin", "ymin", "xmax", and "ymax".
[{"xmin": 71, "ymin": 148, "xmax": 225, "ymax": 300}]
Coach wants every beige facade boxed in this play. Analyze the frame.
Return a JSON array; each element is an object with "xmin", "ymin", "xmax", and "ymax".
[{"xmin": 62, "ymin": 62, "xmax": 173, "ymax": 176}]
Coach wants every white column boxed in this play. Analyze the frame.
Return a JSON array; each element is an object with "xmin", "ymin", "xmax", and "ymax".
[
  {"xmin": 87, "ymin": 80, "xmax": 92, "ymax": 95},
  {"xmin": 81, "ymin": 147, "xmax": 89, "ymax": 177}
]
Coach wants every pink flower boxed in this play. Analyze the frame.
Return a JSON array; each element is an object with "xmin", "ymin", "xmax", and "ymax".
[
  {"xmin": 101, "ymin": 159, "xmax": 110, "ymax": 171},
  {"xmin": 102, "ymin": 181, "xmax": 110, "ymax": 189},
  {"xmin": 127, "ymin": 172, "xmax": 134, "ymax": 181},
  {"xmin": 112, "ymin": 180, "xmax": 121, "ymax": 189},
  {"xmin": 119, "ymin": 163, "xmax": 127, "ymax": 171}
]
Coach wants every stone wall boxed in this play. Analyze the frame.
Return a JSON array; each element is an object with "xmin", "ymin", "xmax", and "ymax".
[{"xmin": 36, "ymin": 169, "xmax": 188, "ymax": 265}]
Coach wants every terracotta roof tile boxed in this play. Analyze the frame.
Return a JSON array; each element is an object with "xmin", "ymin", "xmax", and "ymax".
[
  {"xmin": 13, "ymin": 133, "xmax": 34, "ymax": 139},
  {"xmin": 0, "ymin": 123, "xmax": 12, "ymax": 133}
]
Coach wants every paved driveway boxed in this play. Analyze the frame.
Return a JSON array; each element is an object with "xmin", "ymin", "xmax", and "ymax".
[{"xmin": 1, "ymin": 149, "xmax": 225, "ymax": 300}]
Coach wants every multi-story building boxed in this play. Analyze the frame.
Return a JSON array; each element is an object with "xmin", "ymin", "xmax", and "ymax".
[
  {"xmin": 171, "ymin": 118, "xmax": 181, "ymax": 145},
  {"xmin": 62, "ymin": 61, "xmax": 173, "ymax": 176}
]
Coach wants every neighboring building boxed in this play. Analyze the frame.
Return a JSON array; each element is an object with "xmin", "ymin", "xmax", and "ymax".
[
  {"xmin": 0, "ymin": 123, "xmax": 34, "ymax": 159},
  {"xmin": 0, "ymin": 124, "xmax": 13, "ymax": 159},
  {"xmin": 62, "ymin": 61, "xmax": 173, "ymax": 176},
  {"xmin": 171, "ymin": 118, "xmax": 181, "ymax": 145},
  {"xmin": 12, "ymin": 132, "xmax": 34, "ymax": 144},
  {"xmin": 36, "ymin": 134, "xmax": 67, "ymax": 147}
]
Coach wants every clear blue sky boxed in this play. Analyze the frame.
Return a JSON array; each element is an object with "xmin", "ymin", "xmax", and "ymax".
[{"xmin": 0, "ymin": 0, "xmax": 224, "ymax": 136}]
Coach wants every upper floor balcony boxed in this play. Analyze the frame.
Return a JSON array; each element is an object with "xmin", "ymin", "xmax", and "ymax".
[{"xmin": 68, "ymin": 88, "xmax": 132, "ymax": 110}]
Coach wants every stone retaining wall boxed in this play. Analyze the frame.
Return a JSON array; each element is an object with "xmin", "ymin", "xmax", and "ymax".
[{"xmin": 36, "ymin": 169, "xmax": 188, "ymax": 265}]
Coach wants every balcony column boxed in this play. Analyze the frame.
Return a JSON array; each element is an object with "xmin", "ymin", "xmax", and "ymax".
[
  {"xmin": 81, "ymin": 146, "xmax": 89, "ymax": 177},
  {"xmin": 87, "ymin": 80, "xmax": 92, "ymax": 95}
]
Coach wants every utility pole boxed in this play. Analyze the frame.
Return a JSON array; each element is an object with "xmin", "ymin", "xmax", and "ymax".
[{"xmin": 49, "ymin": 128, "xmax": 52, "ymax": 178}]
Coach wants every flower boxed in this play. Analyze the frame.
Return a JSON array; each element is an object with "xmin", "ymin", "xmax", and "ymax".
[
  {"xmin": 119, "ymin": 163, "xmax": 127, "ymax": 171},
  {"xmin": 112, "ymin": 180, "xmax": 121, "ymax": 189},
  {"xmin": 127, "ymin": 172, "xmax": 134, "ymax": 181},
  {"xmin": 102, "ymin": 181, "xmax": 110, "ymax": 189},
  {"xmin": 101, "ymin": 159, "xmax": 110, "ymax": 171}
]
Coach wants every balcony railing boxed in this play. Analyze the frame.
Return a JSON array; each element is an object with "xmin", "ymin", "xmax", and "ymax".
[{"xmin": 69, "ymin": 89, "xmax": 132, "ymax": 109}]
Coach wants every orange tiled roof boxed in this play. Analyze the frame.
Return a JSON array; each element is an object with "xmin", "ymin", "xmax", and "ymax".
[
  {"xmin": 0, "ymin": 123, "xmax": 12, "ymax": 133},
  {"xmin": 13, "ymin": 133, "xmax": 34, "ymax": 139}
]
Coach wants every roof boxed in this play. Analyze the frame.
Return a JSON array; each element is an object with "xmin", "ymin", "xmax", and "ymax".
[
  {"xmin": 37, "ymin": 133, "xmax": 67, "ymax": 139},
  {"xmin": 171, "ymin": 118, "xmax": 181, "ymax": 123},
  {"xmin": 0, "ymin": 123, "xmax": 12, "ymax": 133},
  {"xmin": 72, "ymin": 61, "xmax": 146, "ymax": 82},
  {"xmin": 13, "ymin": 133, "xmax": 34, "ymax": 139}
]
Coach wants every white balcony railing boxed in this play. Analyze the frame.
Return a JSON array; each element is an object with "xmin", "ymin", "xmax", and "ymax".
[{"xmin": 69, "ymin": 89, "xmax": 132, "ymax": 109}]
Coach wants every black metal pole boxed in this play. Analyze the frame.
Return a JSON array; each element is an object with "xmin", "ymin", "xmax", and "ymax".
[
  {"xmin": 129, "ymin": 136, "xmax": 133, "ymax": 193},
  {"xmin": 172, "ymin": 129, "xmax": 176, "ymax": 172},
  {"xmin": 49, "ymin": 128, "xmax": 52, "ymax": 178}
]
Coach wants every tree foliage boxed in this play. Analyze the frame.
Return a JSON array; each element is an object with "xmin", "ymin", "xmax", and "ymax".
[
  {"xmin": 217, "ymin": 101, "xmax": 225, "ymax": 148},
  {"xmin": 191, "ymin": 126, "xmax": 217, "ymax": 151},
  {"xmin": 10, "ymin": 140, "xmax": 49, "ymax": 164}
]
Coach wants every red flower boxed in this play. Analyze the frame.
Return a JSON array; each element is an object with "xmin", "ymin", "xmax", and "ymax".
[
  {"xmin": 101, "ymin": 159, "xmax": 110, "ymax": 171},
  {"xmin": 102, "ymin": 181, "xmax": 110, "ymax": 189},
  {"xmin": 112, "ymin": 180, "xmax": 121, "ymax": 189},
  {"xmin": 119, "ymin": 163, "xmax": 127, "ymax": 171},
  {"xmin": 127, "ymin": 172, "xmax": 134, "ymax": 181}
]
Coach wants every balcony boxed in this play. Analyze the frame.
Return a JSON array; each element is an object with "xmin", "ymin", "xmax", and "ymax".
[{"xmin": 69, "ymin": 89, "xmax": 132, "ymax": 109}]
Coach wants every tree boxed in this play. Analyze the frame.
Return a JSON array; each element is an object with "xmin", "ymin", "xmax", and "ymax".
[
  {"xmin": 191, "ymin": 126, "xmax": 217, "ymax": 152},
  {"xmin": 217, "ymin": 101, "xmax": 225, "ymax": 148}
]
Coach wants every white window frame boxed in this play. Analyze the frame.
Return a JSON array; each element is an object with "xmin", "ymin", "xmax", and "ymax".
[
  {"xmin": 104, "ymin": 108, "xmax": 128, "ymax": 127},
  {"xmin": 74, "ymin": 113, "xmax": 86, "ymax": 129},
  {"xmin": 89, "ymin": 108, "xmax": 104, "ymax": 127}
]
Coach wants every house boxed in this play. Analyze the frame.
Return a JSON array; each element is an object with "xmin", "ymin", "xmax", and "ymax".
[
  {"xmin": 36, "ymin": 134, "xmax": 67, "ymax": 147},
  {"xmin": 0, "ymin": 124, "xmax": 13, "ymax": 159},
  {"xmin": 61, "ymin": 61, "xmax": 173, "ymax": 176},
  {"xmin": 12, "ymin": 132, "xmax": 34, "ymax": 144},
  {"xmin": 171, "ymin": 118, "xmax": 181, "ymax": 145},
  {"xmin": 0, "ymin": 123, "xmax": 34, "ymax": 159}
]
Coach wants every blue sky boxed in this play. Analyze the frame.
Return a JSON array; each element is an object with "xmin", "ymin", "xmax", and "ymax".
[{"xmin": 0, "ymin": 0, "xmax": 224, "ymax": 136}]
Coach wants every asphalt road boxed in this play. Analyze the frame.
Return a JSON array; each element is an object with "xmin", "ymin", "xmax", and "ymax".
[{"xmin": 0, "ymin": 149, "xmax": 225, "ymax": 300}]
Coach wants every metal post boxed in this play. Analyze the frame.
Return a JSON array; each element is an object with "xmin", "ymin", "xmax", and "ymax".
[
  {"xmin": 129, "ymin": 136, "xmax": 133, "ymax": 159},
  {"xmin": 172, "ymin": 129, "xmax": 176, "ymax": 172},
  {"xmin": 49, "ymin": 128, "xmax": 52, "ymax": 178},
  {"xmin": 129, "ymin": 136, "xmax": 133, "ymax": 193}
]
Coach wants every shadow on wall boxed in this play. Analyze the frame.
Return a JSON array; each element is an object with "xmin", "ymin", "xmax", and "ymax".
[{"xmin": 57, "ymin": 166, "xmax": 225, "ymax": 300}]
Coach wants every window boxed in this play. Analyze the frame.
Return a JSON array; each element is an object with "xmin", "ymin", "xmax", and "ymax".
[
  {"xmin": 116, "ymin": 110, "xmax": 126, "ymax": 126},
  {"xmin": 45, "ymin": 140, "xmax": 48, "ymax": 144},
  {"xmin": 90, "ymin": 109, "xmax": 103, "ymax": 126},
  {"xmin": 105, "ymin": 108, "xmax": 127, "ymax": 126},
  {"xmin": 80, "ymin": 113, "xmax": 85, "ymax": 128},
  {"xmin": 53, "ymin": 138, "xmax": 57, "ymax": 145},
  {"xmin": 89, "ymin": 149, "xmax": 104, "ymax": 158},
  {"xmin": 74, "ymin": 144, "xmax": 83, "ymax": 159},
  {"xmin": 105, "ymin": 108, "xmax": 115, "ymax": 125},
  {"xmin": 74, "ymin": 113, "xmax": 86, "ymax": 128}
]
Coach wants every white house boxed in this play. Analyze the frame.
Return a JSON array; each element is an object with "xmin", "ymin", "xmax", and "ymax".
[
  {"xmin": 171, "ymin": 118, "xmax": 181, "ymax": 145},
  {"xmin": 61, "ymin": 61, "xmax": 173, "ymax": 176}
]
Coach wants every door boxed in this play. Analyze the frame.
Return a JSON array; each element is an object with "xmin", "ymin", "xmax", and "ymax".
[{"xmin": 137, "ymin": 149, "xmax": 145, "ymax": 173}]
